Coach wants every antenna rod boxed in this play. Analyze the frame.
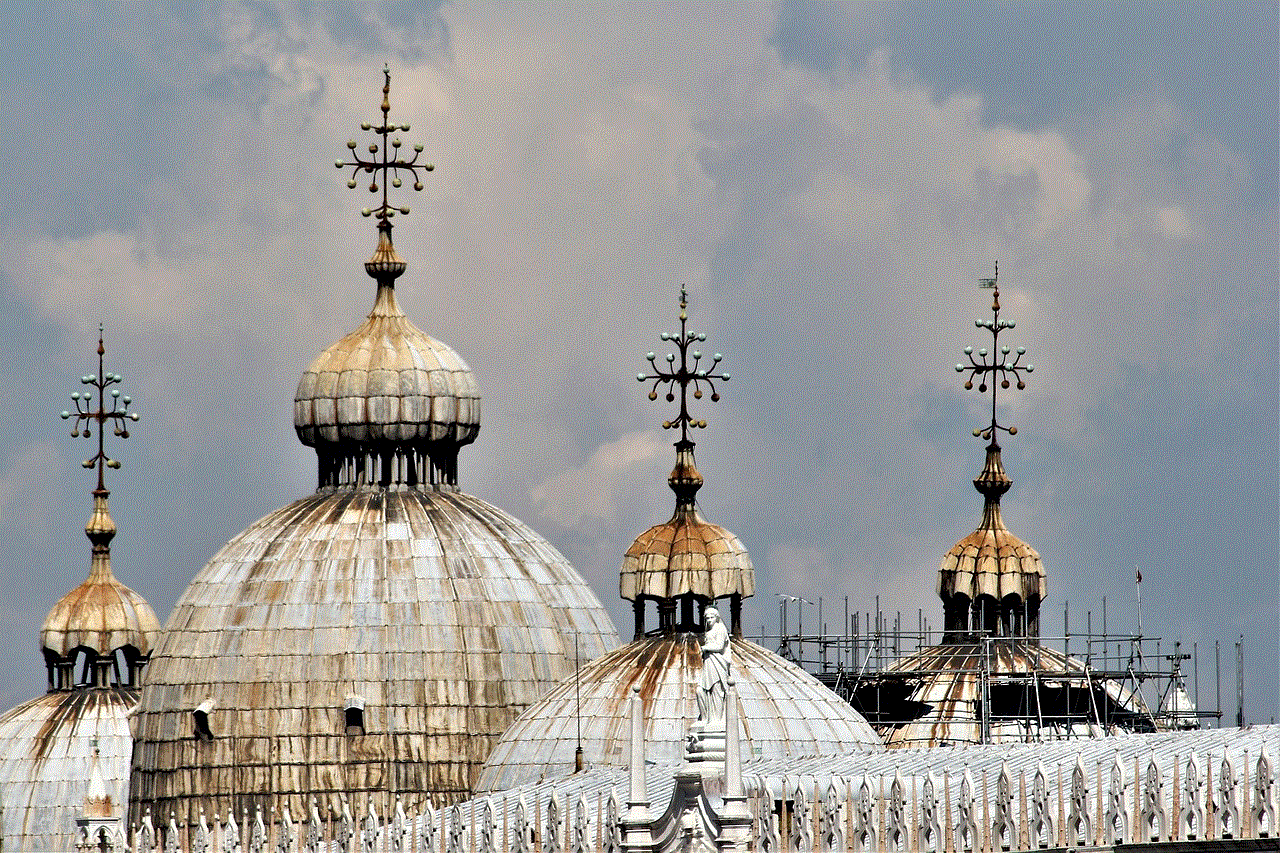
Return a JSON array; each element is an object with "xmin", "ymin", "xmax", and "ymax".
[
  {"xmin": 574, "ymin": 633, "xmax": 583, "ymax": 773},
  {"xmin": 1236, "ymin": 636, "xmax": 1244, "ymax": 728},
  {"xmin": 1215, "ymin": 641, "xmax": 1222, "ymax": 723}
]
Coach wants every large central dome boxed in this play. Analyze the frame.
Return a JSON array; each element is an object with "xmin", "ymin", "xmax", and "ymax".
[
  {"xmin": 129, "ymin": 71, "xmax": 619, "ymax": 823},
  {"xmin": 129, "ymin": 487, "xmax": 618, "ymax": 820}
]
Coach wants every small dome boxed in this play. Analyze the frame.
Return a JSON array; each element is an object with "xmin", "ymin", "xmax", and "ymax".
[
  {"xmin": 938, "ymin": 525, "xmax": 1045, "ymax": 604},
  {"xmin": 620, "ymin": 445, "xmax": 754, "ymax": 604},
  {"xmin": 41, "ymin": 494, "xmax": 160, "ymax": 661},
  {"xmin": 294, "ymin": 228, "xmax": 480, "ymax": 487},
  {"xmin": 475, "ymin": 634, "xmax": 882, "ymax": 792},
  {"xmin": 0, "ymin": 688, "xmax": 136, "ymax": 853},
  {"xmin": 621, "ymin": 513, "xmax": 754, "ymax": 602},
  {"xmin": 937, "ymin": 444, "xmax": 1046, "ymax": 640},
  {"xmin": 41, "ymin": 574, "xmax": 159, "ymax": 660}
]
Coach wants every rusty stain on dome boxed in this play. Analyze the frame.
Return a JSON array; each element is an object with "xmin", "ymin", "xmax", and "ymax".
[{"xmin": 476, "ymin": 634, "xmax": 882, "ymax": 792}]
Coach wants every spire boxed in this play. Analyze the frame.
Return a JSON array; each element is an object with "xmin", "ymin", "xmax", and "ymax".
[
  {"xmin": 46, "ymin": 329, "xmax": 158, "ymax": 688},
  {"xmin": 298, "ymin": 68, "xmax": 480, "ymax": 490},
  {"xmin": 940, "ymin": 266, "xmax": 1045, "ymax": 641},
  {"xmin": 59, "ymin": 326, "xmax": 138, "ymax": 567},
  {"xmin": 335, "ymin": 64, "xmax": 434, "ymax": 287},
  {"xmin": 623, "ymin": 290, "xmax": 751, "ymax": 637}
]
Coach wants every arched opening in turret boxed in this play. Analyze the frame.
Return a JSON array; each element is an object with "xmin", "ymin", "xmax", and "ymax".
[
  {"xmin": 113, "ymin": 644, "xmax": 149, "ymax": 688},
  {"xmin": 973, "ymin": 595, "xmax": 999, "ymax": 636},
  {"xmin": 68, "ymin": 646, "xmax": 104, "ymax": 688},
  {"xmin": 1000, "ymin": 593, "xmax": 1023, "ymax": 637},
  {"xmin": 942, "ymin": 593, "xmax": 972, "ymax": 642},
  {"xmin": 42, "ymin": 647, "xmax": 61, "ymax": 692},
  {"xmin": 1025, "ymin": 594, "xmax": 1041, "ymax": 638}
]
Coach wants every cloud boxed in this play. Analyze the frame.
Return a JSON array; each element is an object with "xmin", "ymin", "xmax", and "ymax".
[
  {"xmin": 0, "ymin": 3, "xmax": 1272, "ymax": 719},
  {"xmin": 531, "ymin": 430, "xmax": 668, "ymax": 532}
]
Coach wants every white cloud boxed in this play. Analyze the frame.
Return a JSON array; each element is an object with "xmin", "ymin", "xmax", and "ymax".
[{"xmin": 531, "ymin": 430, "xmax": 667, "ymax": 531}]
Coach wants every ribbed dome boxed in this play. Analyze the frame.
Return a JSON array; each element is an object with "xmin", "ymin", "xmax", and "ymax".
[
  {"xmin": 937, "ymin": 444, "xmax": 1046, "ymax": 640},
  {"xmin": 620, "ymin": 444, "xmax": 754, "ymax": 636},
  {"xmin": 475, "ymin": 635, "xmax": 882, "ymax": 792},
  {"xmin": 938, "ymin": 522, "xmax": 1045, "ymax": 604},
  {"xmin": 129, "ymin": 488, "xmax": 619, "ymax": 823},
  {"xmin": 41, "ymin": 497, "xmax": 160, "ymax": 660},
  {"xmin": 294, "ymin": 227, "xmax": 480, "ymax": 488},
  {"xmin": 0, "ymin": 688, "xmax": 136, "ymax": 853},
  {"xmin": 620, "ymin": 504, "xmax": 754, "ymax": 604},
  {"xmin": 132, "ymin": 75, "xmax": 621, "ymax": 823}
]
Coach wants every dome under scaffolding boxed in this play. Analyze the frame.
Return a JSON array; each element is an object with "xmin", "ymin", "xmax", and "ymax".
[{"xmin": 787, "ymin": 270, "xmax": 1177, "ymax": 748}]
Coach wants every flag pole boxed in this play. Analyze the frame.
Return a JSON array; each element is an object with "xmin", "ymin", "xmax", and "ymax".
[{"xmin": 1135, "ymin": 566, "xmax": 1143, "ymax": 641}]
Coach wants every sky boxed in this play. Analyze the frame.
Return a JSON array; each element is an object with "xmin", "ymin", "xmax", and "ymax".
[{"xmin": 0, "ymin": 3, "xmax": 1275, "ymax": 723}]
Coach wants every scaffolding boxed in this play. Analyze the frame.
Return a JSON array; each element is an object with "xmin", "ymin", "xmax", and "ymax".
[{"xmin": 751, "ymin": 595, "xmax": 1228, "ymax": 743}]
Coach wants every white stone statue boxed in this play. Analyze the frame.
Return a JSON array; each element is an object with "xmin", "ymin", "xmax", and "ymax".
[{"xmin": 695, "ymin": 606, "xmax": 731, "ymax": 732}]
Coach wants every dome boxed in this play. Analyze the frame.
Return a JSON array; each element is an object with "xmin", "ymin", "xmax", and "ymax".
[
  {"xmin": 620, "ymin": 447, "xmax": 754, "ymax": 605},
  {"xmin": 129, "ymin": 488, "xmax": 619, "ymax": 821},
  {"xmin": 41, "ymin": 494, "xmax": 160, "ymax": 664},
  {"xmin": 937, "ymin": 444, "xmax": 1045, "ymax": 609},
  {"xmin": 475, "ymin": 634, "xmax": 882, "ymax": 792},
  {"xmin": 0, "ymin": 689, "xmax": 135, "ymax": 853},
  {"xmin": 294, "ymin": 228, "xmax": 480, "ymax": 488},
  {"xmin": 1, "ymin": 335, "xmax": 150, "ymax": 852},
  {"xmin": 937, "ymin": 444, "xmax": 1047, "ymax": 640},
  {"xmin": 474, "ymin": 290, "xmax": 882, "ymax": 794}
]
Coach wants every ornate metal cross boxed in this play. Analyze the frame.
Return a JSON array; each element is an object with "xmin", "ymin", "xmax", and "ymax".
[
  {"xmin": 955, "ymin": 263, "xmax": 1033, "ymax": 443},
  {"xmin": 335, "ymin": 65, "xmax": 435, "ymax": 223},
  {"xmin": 61, "ymin": 326, "xmax": 140, "ymax": 493},
  {"xmin": 637, "ymin": 288, "xmax": 730, "ymax": 446}
]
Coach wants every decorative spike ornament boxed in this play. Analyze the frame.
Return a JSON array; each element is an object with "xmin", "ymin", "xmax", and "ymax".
[
  {"xmin": 955, "ymin": 262, "xmax": 1034, "ymax": 444},
  {"xmin": 61, "ymin": 325, "xmax": 140, "ymax": 494},
  {"xmin": 335, "ymin": 65, "xmax": 434, "ymax": 225},
  {"xmin": 637, "ymin": 287, "xmax": 730, "ymax": 448}
]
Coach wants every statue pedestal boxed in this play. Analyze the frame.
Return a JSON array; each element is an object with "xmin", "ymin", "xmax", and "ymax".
[{"xmin": 685, "ymin": 728, "xmax": 726, "ymax": 764}]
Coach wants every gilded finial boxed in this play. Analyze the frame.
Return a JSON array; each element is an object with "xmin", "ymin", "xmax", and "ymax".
[
  {"xmin": 60, "ymin": 325, "xmax": 139, "ymax": 494},
  {"xmin": 955, "ymin": 263, "xmax": 1033, "ymax": 444},
  {"xmin": 335, "ymin": 66, "xmax": 435, "ymax": 225},
  {"xmin": 636, "ymin": 288, "xmax": 729, "ymax": 447}
]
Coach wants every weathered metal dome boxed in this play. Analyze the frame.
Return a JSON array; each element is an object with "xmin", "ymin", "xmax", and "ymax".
[
  {"xmin": 41, "ymin": 494, "xmax": 160, "ymax": 668},
  {"xmin": 0, "ymin": 689, "xmax": 136, "ymax": 853},
  {"xmin": 0, "ymin": 342, "xmax": 151, "ymax": 852},
  {"xmin": 937, "ymin": 444, "xmax": 1046, "ymax": 639},
  {"xmin": 620, "ymin": 445, "xmax": 754, "ymax": 608},
  {"xmin": 294, "ymin": 227, "xmax": 480, "ymax": 488},
  {"xmin": 476, "ymin": 291, "xmax": 881, "ymax": 794},
  {"xmin": 475, "ymin": 634, "xmax": 882, "ymax": 792},
  {"xmin": 866, "ymin": 640, "xmax": 1155, "ymax": 748},
  {"xmin": 129, "ymin": 488, "xmax": 619, "ymax": 822}
]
